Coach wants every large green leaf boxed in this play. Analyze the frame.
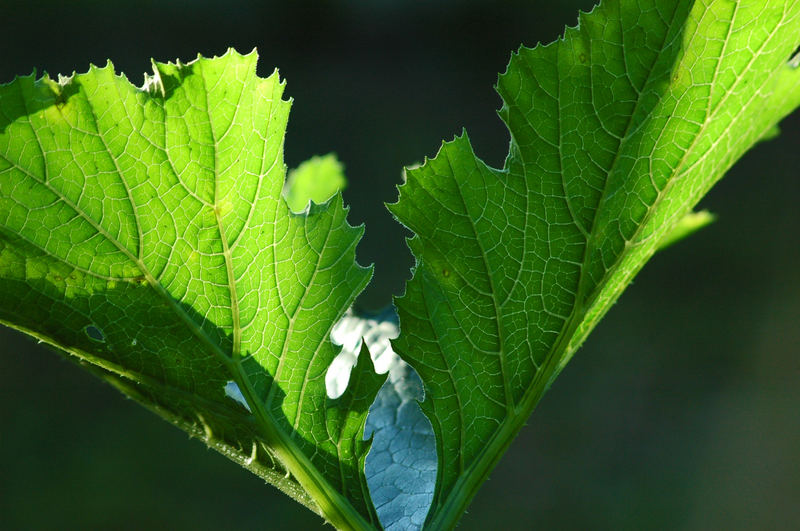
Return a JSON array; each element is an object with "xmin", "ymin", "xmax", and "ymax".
[
  {"xmin": 0, "ymin": 50, "xmax": 382, "ymax": 529},
  {"xmin": 388, "ymin": 1, "xmax": 800, "ymax": 527}
]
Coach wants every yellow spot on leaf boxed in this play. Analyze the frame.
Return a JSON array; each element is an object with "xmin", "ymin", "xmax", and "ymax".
[
  {"xmin": 215, "ymin": 197, "xmax": 234, "ymax": 218},
  {"xmin": 25, "ymin": 259, "xmax": 48, "ymax": 280}
]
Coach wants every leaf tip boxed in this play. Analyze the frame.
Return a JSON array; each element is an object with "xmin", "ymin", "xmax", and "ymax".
[{"xmin": 658, "ymin": 210, "xmax": 717, "ymax": 251}]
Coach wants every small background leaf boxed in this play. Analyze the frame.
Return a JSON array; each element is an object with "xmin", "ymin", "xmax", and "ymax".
[
  {"xmin": 657, "ymin": 209, "xmax": 715, "ymax": 251},
  {"xmin": 284, "ymin": 153, "xmax": 347, "ymax": 213}
]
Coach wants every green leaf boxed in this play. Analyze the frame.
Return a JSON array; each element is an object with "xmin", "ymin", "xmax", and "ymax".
[
  {"xmin": 285, "ymin": 153, "xmax": 347, "ymax": 213},
  {"xmin": 0, "ymin": 49, "xmax": 383, "ymax": 529},
  {"xmin": 387, "ymin": 1, "xmax": 800, "ymax": 528}
]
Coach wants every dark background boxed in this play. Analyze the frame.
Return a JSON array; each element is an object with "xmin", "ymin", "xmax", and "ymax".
[{"xmin": 1, "ymin": 1, "xmax": 798, "ymax": 529}]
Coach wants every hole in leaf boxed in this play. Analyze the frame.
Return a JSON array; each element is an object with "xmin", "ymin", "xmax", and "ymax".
[
  {"xmin": 326, "ymin": 315, "xmax": 363, "ymax": 399},
  {"xmin": 789, "ymin": 43, "xmax": 800, "ymax": 68},
  {"xmin": 84, "ymin": 325, "xmax": 105, "ymax": 343},
  {"xmin": 326, "ymin": 307, "xmax": 400, "ymax": 399},
  {"xmin": 224, "ymin": 381, "xmax": 251, "ymax": 412}
]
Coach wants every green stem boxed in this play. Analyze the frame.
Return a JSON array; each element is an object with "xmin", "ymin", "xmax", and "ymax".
[
  {"xmin": 228, "ymin": 359, "xmax": 375, "ymax": 531},
  {"xmin": 136, "ymin": 259, "xmax": 374, "ymax": 529},
  {"xmin": 424, "ymin": 314, "xmax": 582, "ymax": 531}
]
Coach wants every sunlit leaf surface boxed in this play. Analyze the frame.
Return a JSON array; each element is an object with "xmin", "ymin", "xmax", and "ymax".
[
  {"xmin": 0, "ymin": 50, "xmax": 382, "ymax": 527},
  {"xmin": 388, "ymin": 1, "xmax": 800, "ymax": 526}
]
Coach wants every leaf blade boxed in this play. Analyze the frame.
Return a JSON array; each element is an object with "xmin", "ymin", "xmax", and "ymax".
[
  {"xmin": 388, "ymin": 1, "xmax": 800, "ymax": 526},
  {"xmin": 0, "ymin": 49, "xmax": 382, "ymax": 528}
]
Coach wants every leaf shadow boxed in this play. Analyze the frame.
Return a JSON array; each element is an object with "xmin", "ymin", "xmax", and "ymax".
[
  {"xmin": 0, "ymin": 231, "xmax": 380, "ymax": 521},
  {"xmin": 0, "ymin": 72, "xmax": 81, "ymax": 134}
]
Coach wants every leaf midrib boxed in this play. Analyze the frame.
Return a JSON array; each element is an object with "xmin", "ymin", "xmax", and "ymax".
[
  {"xmin": 200, "ymin": 63, "xmax": 243, "ymax": 361},
  {"xmin": 443, "ymin": 146, "xmax": 514, "ymax": 412},
  {"xmin": 578, "ymin": 2, "xmax": 784, "ymax": 316}
]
